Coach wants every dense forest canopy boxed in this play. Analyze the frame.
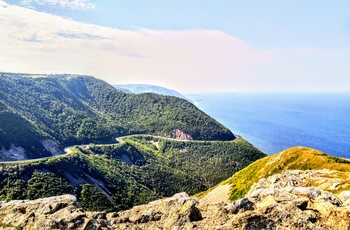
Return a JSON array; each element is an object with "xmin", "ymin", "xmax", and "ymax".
[
  {"xmin": 0, "ymin": 72, "xmax": 267, "ymax": 211},
  {"xmin": 0, "ymin": 73, "xmax": 235, "ymax": 159},
  {"xmin": 0, "ymin": 135, "xmax": 265, "ymax": 211}
]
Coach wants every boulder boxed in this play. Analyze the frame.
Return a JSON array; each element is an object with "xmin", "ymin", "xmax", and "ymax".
[
  {"xmin": 0, "ymin": 195, "xmax": 103, "ymax": 230},
  {"xmin": 225, "ymin": 198, "xmax": 255, "ymax": 214},
  {"xmin": 1, "ymin": 170, "xmax": 350, "ymax": 229}
]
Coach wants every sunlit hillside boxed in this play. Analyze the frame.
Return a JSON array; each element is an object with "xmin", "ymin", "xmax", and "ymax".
[{"xmin": 198, "ymin": 147, "xmax": 350, "ymax": 201}]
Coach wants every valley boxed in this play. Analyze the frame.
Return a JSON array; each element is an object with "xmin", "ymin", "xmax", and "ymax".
[
  {"xmin": 0, "ymin": 134, "xmax": 264, "ymax": 211},
  {"xmin": 0, "ymin": 133, "xmax": 239, "ymax": 165},
  {"xmin": 0, "ymin": 73, "xmax": 235, "ymax": 160},
  {"xmin": 1, "ymin": 73, "xmax": 349, "ymax": 229}
]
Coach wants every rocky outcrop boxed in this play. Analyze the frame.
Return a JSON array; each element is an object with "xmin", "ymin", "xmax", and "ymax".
[
  {"xmin": 0, "ymin": 144, "xmax": 27, "ymax": 161},
  {"xmin": 242, "ymin": 169, "xmax": 350, "ymax": 229},
  {"xmin": 174, "ymin": 129, "xmax": 193, "ymax": 141},
  {"xmin": 41, "ymin": 139, "xmax": 62, "ymax": 156},
  {"xmin": 0, "ymin": 195, "xmax": 104, "ymax": 230},
  {"xmin": 108, "ymin": 192, "xmax": 202, "ymax": 229},
  {"xmin": 1, "ymin": 170, "xmax": 350, "ymax": 229}
]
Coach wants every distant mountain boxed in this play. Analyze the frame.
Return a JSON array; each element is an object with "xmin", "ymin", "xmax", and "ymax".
[
  {"xmin": 113, "ymin": 84, "xmax": 193, "ymax": 102},
  {"xmin": 0, "ymin": 73, "xmax": 235, "ymax": 160}
]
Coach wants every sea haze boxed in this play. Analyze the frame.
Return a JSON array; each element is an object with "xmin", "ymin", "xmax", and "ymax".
[{"xmin": 187, "ymin": 93, "xmax": 350, "ymax": 158}]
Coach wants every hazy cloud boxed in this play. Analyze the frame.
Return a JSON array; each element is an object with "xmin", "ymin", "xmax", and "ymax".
[
  {"xmin": 20, "ymin": 0, "xmax": 95, "ymax": 10},
  {"xmin": 0, "ymin": 0, "xmax": 349, "ymax": 93}
]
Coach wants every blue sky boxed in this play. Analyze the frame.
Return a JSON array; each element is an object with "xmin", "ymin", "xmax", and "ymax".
[
  {"xmin": 1, "ymin": 0, "xmax": 350, "ymax": 93},
  {"xmin": 86, "ymin": 1, "xmax": 350, "ymax": 48}
]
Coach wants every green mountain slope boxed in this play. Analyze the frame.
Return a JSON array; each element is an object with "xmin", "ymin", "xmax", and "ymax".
[
  {"xmin": 0, "ymin": 135, "xmax": 265, "ymax": 211},
  {"xmin": 200, "ymin": 146, "xmax": 350, "ymax": 202},
  {"xmin": 0, "ymin": 73, "xmax": 234, "ymax": 160},
  {"xmin": 0, "ymin": 72, "xmax": 267, "ymax": 211}
]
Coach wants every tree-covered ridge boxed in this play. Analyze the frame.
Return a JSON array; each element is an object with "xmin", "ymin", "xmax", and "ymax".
[
  {"xmin": 0, "ymin": 136, "xmax": 265, "ymax": 211},
  {"xmin": 0, "ymin": 73, "xmax": 235, "ymax": 159}
]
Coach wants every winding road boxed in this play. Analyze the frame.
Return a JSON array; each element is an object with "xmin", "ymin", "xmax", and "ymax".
[
  {"xmin": 0, "ymin": 134, "xmax": 238, "ymax": 164},
  {"xmin": 0, "ymin": 138, "xmax": 124, "ymax": 165},
  {"xmin": 0, "ymin": 146, "xmax": 75, "ymax": 165}
]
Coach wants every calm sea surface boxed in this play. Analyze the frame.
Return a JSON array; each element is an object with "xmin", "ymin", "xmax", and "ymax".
[{"xmin": 187, "ymin": 93, "xmax": 350, "ymax": 158}]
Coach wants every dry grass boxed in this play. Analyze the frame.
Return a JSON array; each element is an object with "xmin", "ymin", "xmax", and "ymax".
[{"xmin": 227, "ymin": 146, "xmax": 350, "ymax": 201}]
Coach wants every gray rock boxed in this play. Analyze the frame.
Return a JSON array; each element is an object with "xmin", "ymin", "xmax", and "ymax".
[
  {"xmin": 291, "ymin": 187, "xmax": 322, "ymax": 199},
  {"xmin": 1, "ymin": 170, "xmax": 350, "ymax": 229},
  {"xmin": 225, "ymin": 198, "xmax": 255, "ymax": 214}
]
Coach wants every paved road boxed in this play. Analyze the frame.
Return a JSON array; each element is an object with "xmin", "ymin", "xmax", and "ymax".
[
  {"xmin": 0, "ymin": 134, "xmax": 237, "ymax": 164},
  {"xmin": 0, "ymin": 146, "xmax": 73, "ymax": 165},
  {"xmin": 0, "ymin": 136, "xmax": 127, "ymax": 164}
]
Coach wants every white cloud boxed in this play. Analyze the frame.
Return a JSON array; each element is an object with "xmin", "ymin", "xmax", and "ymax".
[
  {"xmin": 0, "ymin": 0, "xmax": 349, "ymax": 93},
  {"xmin": 20, "ymin": 0, "xmax": 95, "ymax": 10}
]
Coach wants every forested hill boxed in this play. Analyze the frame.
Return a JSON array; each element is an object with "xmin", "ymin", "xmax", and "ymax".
[{"xmin": 0, "ymin": 73, "xmax": 235, "ymax": 160}]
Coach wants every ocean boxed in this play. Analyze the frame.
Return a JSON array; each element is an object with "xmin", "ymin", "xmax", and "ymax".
[{"xmin": 187, "ymin": 93, "xmax": 350, "ymax": 158}]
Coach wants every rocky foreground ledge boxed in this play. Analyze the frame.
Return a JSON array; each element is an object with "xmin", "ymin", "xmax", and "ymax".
[{"xmin": 1, "ymin": 170, "xmax": 350, "ymax": 229}]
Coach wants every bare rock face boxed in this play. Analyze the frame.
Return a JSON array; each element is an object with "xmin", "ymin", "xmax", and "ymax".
[
  {"xmin": 0, "ymin": 144, "xmax": 27, "ymax": 161},
  {"xmin": 1, "ymin": 170, "xmax": 350, "ymax": 229},
  {"xmin": 108, "ymin": 192, "xmax": 202, "ymax": 230},
  {"xmin": 41, "ymin": 139, "xmax": 62, "ymax": 156},
  {"xmin": 0, "ymin": 195, "xmax": 103, "ymax": 230},
  {"xmin": 241, "ymin": 170, "xmax": 350, "ymax": 230},
  {"xmin": 174, "ymin": 129, "xmax": 193, "ymax": 141}
]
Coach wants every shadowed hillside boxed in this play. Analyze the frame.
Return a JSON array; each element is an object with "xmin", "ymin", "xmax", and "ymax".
[
  {"xmin": 0, "ymin": 135, "xmax": 265, "ymax": 211},
  {"xmin": 0, "ymin": 73, "xmax": 235, "ymax": 160}
]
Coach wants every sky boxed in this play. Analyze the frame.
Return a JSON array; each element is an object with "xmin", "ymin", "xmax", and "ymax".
[{"xmin": 0, "ymin": 0, "xmax": 350, "ymax": 93}]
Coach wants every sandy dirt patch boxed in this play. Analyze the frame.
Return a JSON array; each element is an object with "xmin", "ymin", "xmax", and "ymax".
[{"xmin": 200, "ymin": 184, "xmax": 231, "ymax": 204}]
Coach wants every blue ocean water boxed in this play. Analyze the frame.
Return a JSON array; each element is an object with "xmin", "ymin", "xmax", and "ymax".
[{"xmin": 187, "ymin": 93, "xmax": 350, "ymax": 158}]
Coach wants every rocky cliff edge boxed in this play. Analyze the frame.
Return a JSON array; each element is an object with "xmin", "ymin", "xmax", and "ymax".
[{"xmin": 1, "ymin": 169, "xmax": 350, "ymax": 229}]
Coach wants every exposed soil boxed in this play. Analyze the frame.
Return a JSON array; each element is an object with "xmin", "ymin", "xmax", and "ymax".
[{"xmin": 200, "ymin": 184, "xmax": 231, "ymax": 204}]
